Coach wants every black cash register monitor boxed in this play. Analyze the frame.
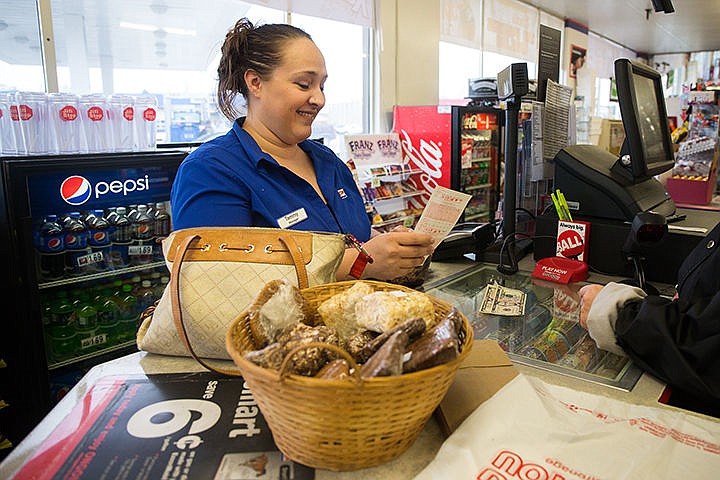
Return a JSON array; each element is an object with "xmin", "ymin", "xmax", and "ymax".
[{"xmin": 553, "ymin": 58, "xmax": 676, "ymax": 221}]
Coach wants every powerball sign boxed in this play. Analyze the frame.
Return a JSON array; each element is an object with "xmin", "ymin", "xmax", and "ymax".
[{"xmin": 556, "ymin": 220, "xmax": 590, "ymax": 262}]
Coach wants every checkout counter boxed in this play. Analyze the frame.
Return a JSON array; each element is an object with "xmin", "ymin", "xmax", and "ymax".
[{"xmin": 1, "ymin": 256, "xmax": 718, "ymax": 480}]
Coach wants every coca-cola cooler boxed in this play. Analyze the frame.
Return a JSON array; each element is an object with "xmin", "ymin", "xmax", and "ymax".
[
  {"xmin": 450, "ymin": 105, "xmax": 503, "ymax": 222},
  {"xmin": 391, "ymin": 105, "xmax": 453, "ymax": 209},
  {"xmin": 0, "ymin": 149, "xmax": 187, "ymax": 446},
  {"xmin": 391, "ymin": 104, "xmax": 503, "ymax": 221}
]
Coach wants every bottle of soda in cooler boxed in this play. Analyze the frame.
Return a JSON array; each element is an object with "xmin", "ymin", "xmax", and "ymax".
[
  {"xmin": 87, "ymin": 209, "xmax": 112, "ymax": 271},
  {"xmin": 137, "ymin": 279, "xmax": 156, "ymax": 312},
  {"xmin": 109, "ymin": 206, "xmax": 132, "ymax": 268},
  {"xmin": 46, "ymin": 290, "xmax": 77, "ymax": 363},
  {"xmin": 131, "ymin": 204, "xmax": 154, "ymax": 265},
  {"xmin": 74, "ymin": 292, "xmax": 100, "ymax": 353},
  {"xmin": 153, "ymin": 202, "xmax": 171, "ymax": 261},
  {"xmin": 63, "ymin": 212, "xmax": 94, "ymax": 276},
  {"xmin": 127, "ymin": 205, "xmax": 139, "ymax": 224},
  {"xmin": 37, "ymin": 214, "xmax": 65, "ymax": 281},
  {"xmin": 94, "ymin": 287, "xmax": 121, "ymax": 347},
  {"xmin": 115, "ymin": 283, "xmax": 139, "ymax": 343}
]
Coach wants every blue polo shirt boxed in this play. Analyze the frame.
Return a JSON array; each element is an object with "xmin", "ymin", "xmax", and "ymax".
[{"xmin": 171, "ymin": 118, "xmax": 371, "ymax": 242}]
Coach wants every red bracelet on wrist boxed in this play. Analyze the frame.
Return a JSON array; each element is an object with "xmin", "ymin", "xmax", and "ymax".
[
  {"xmin": 345, "ymin": 233, "xmax": 374, "ymax": 279},
  {"xmin": 349, "ymin": 251, "xmax": 370, "ymax": 279}
]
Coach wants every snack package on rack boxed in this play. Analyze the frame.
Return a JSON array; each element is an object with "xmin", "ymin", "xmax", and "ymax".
[{"xmin": 673, "ymin": 136, "xmax": 717, "ymax": 178}]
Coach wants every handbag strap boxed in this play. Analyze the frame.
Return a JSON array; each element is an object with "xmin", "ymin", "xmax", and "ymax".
[
  {"xmin": 169, "ymin": 231, "xmax": 310, "ymax": 375},
  {"xmin": 281, "ymin": 234, "xmax": 309, "ymax": 289}
]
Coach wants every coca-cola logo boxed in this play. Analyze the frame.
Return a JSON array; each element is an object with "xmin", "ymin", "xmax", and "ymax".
[
  {"xmin": 10, "ymin": 105, "xmax": 19, "ymax": 121},
  {"xmin": 87, "ymin": 106, "xmax": 104, "ymax": 121},
  {"xmin": 60, "ymin": 105, "xmax": 78, "ymax": 121},
  {"xmin": 123, "ymin": 106, "xmax": 134, "ymax": 121},
  {"xmin": 397, "ymin": 129, "xmax": 443, "ymax": 209},
  {"xmin": 143, "ymin": 108, "xmax": 156, "ymax": 121}
]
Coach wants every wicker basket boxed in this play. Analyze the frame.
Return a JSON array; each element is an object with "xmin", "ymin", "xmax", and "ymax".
[{"xmin": 225, "ymin": 280, "xmax": 474, "ymax": 471}]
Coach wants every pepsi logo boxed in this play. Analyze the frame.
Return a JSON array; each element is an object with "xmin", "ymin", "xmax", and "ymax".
[
  {"xmin": 47, "ymin": 237, "xmax": 63, "ymax": 251},
  {"xmin": 61, "ymin": 176, "xmax": 92, "ymax": 205},
  {"xmin": 65, "ymin": 234, "xmax": 80, "ymax": 247},
  {"xmin": 93, "ymin": 232, "xmax": 108, "ymax": 242}
]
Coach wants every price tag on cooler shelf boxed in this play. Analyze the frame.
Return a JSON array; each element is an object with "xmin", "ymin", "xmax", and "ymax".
[
  {"xmin": 80, "ymin": 333, "xmax": 108, "ymax": 350},
  {"xmin": 128, "ymin": 244, "xmax": 153, "ymax": 257},
  {"xmin": 76, "ymin": 251, "xmax": 105, "ymax": 267}
]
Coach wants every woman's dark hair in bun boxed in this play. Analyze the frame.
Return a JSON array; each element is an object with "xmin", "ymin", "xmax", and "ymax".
[{"xmin": 217, "ymin": 17, "xmax": 312, "ymax": 120}]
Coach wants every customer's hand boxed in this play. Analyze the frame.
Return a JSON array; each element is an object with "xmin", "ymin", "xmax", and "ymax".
[
  {"xmin": 578, "ymin": 284, "xmax": 604, "ymax": 329},
  {"xmin": 361, "ymin": 231, "xmax": 435, "ymax": 281}
]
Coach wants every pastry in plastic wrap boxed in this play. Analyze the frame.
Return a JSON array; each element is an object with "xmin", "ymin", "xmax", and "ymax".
[
  {"xmin": 315, "ymin": 358, "xmax": 352, "ymax": 379},
  {"xmin": 443, "ymin": 307, "xmax": 466, "ymax": 346},
  {"xmin": 355, "ymin": 318, "xmax": 426, "ymax": 364},
  {"xmin": 345, "ymin": 330, "xmax": 380, "ymax": 363},
  {"xmin": 317, "ymin": 281, "xmax": 375, "ymax": 339},
  {"xmin": 277, "ymin": 323, "xmax": 341, "ymax": 376},
  {"xmin": 354, "ymin": 290, "xmax": 435, "ymax": 333},
  {"xmin": 359, "ymin": 330, "xmax": 409, "ymax": 377},
  {"xmin": 402, "ymin": 316, "xmax": 459, "ymax": 373},
  {"xmin": 247, "ymin": 279, "xmax": 311, "ymax": 347},
  {"xmin": 244, "ymin": 342, "xmax": 285, "ymax": 370}
]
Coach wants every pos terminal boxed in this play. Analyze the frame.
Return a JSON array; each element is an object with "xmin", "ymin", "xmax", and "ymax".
[{"xmin": 534, "ymin": 58, "xmax": 720, "ymax": 283}]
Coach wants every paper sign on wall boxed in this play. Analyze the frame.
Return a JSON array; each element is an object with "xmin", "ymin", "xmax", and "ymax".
[{"xmin": 344, "ymin": 133, "xmax": 403, "ymax": 169}]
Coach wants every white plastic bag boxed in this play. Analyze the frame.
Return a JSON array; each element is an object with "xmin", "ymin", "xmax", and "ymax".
[{"xmin": 417, "ymin": 374, "xmax": 720, "ymax": 480}]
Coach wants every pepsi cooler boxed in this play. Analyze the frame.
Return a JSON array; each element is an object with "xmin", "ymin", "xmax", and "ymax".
[{"xmin": 0, "ymin": 150, "xmax": 187, "ymax": 448}]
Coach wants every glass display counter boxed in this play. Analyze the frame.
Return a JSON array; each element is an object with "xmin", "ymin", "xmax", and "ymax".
[{"xmin": 423, "ymin": 266, "xmax": 643, "ymax": 390}]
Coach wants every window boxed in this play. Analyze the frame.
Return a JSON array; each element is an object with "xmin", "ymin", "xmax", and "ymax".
[
  {"xmin": 48, "ymin": 0, "xmax": 285, "ymax": 143},
  {"xmin": 439, "ymin": 41, "xmax": 481, "ymax": 102},
  {"xmin": 438, "ymin": 0, "xmax": 540, "ymax": 103},
  {"xmin": 0, "ymin": 0, "xmax": 45, "ymax": 92},
  {"xmin": 1, "ymin": 0, "xmax": 371, "ymax": 147},
  {"xmin": 290, "ymin": 14, "xmax": 369, "ymax": 154}
]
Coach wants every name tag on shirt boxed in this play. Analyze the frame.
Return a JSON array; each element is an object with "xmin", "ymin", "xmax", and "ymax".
[{"xmin": 277, "ymin": 207, "xmax": 308, "ymax": 229}]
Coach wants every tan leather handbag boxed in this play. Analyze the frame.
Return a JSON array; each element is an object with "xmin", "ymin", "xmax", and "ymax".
[{"xmin": 137, "ymin": 227, "xmax": 346, "ymax": 360}]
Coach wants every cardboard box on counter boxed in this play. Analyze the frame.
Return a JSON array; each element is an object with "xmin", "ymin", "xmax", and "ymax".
[{"xmin": 435, "ymin": 340, "xmax": 518, "ymax": 436}]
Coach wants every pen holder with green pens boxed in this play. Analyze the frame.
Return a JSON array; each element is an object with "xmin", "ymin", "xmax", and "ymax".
[{"xmin": 552, "ymin": 190, "xmax": 591, "ymax": 263}]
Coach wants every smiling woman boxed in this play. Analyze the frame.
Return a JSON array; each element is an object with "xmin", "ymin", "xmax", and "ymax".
[{"xmin": 170, "ymin": 17, "xmax": 435, "ymax": 282}]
